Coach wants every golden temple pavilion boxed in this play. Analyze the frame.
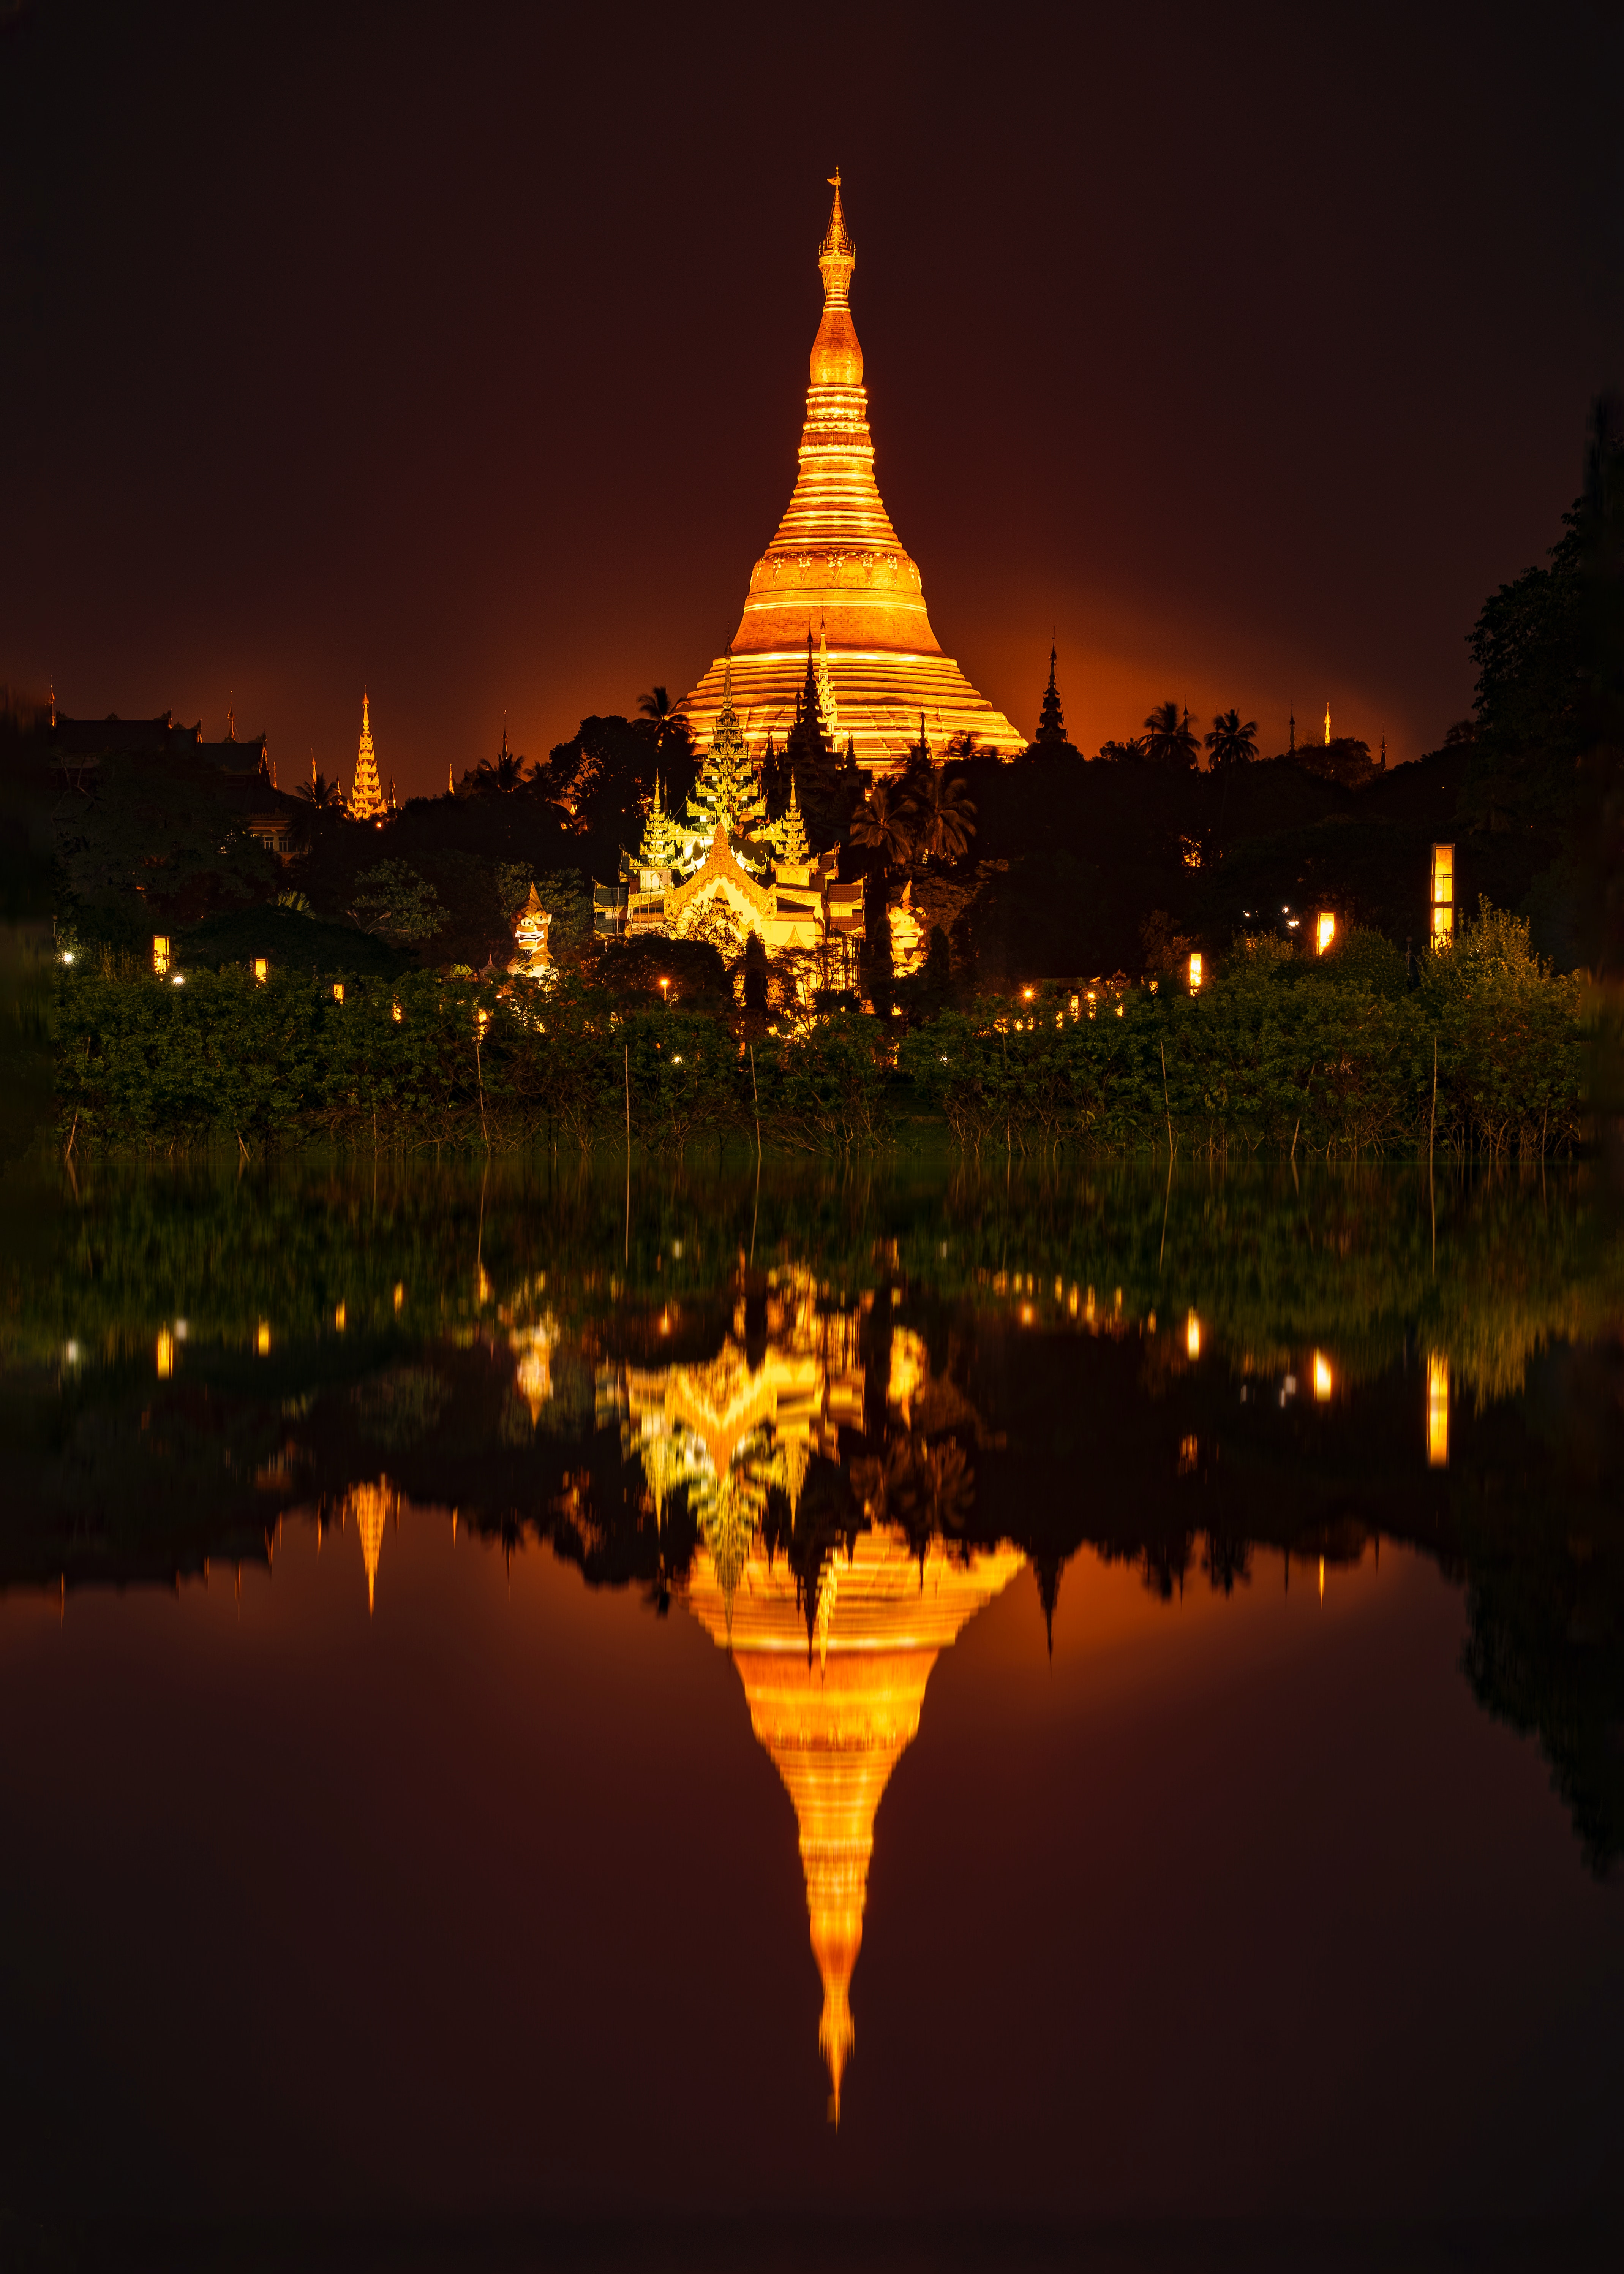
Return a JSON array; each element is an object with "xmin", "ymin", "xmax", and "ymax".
[{"xmin": 678, "ymin": 175, "xmax": 1024, "ymax": 772}]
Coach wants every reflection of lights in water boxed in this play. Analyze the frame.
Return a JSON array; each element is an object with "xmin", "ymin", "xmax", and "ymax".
[
  {"xmin": 1178, "ymin": 1434, "xmax": 1198, "ymax": 1476},
  {"xmin": 1427, "ymin": 1354, "xmax": 1449, "ymax": 1466},
  {"xmin": 1313, "ymin": 1352, "xmax": 1333, "ymax": 1401},
  {"xmin": 334, "ymin": 1302, "xmax": 346, "ymax": 1332},
  {"xmin": 1319, "ymin": 1556, "xmax": 1325, "ymax": 1600},
  {"xmin": 393, "ymin": 1282, "xmax": 404, "ymax": 1314},
  {"xmin": 156, "ymin": 1327, "xmax": 174, "ymax": 1379},
  {"xmin": 1019, "ymin": 1303, "xmax": 1034, "ymax": 1326},
  {"xmin": 346, "ymin": 1479, "xmax": 395, "ymax": 1615},
  {"xmin": 256, "ymin": 1321, "xmax": 271, "ymax": 1356},
  {"xmin": 1186, "ymin": 1311, "xmax": 1201, "ymax": 1360}
]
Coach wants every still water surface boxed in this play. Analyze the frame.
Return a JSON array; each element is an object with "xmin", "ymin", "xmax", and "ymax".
[{"xmin": 0, "ymin": 1158, "xmax": 1620, "ymax": 2269}]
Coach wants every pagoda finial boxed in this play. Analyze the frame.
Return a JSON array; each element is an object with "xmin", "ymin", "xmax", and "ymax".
[{"xmin": 812, "ymin": 171, "xmax": 861, "ymax": 386}]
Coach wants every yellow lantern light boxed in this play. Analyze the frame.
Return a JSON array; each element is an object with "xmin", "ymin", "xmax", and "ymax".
[
  {"xmin": 1316, "ymin": 911, "xmax": 1335, "ymax": 955},
  {"xmin": 1186, "ymin": 1311, "xmax": 1201, "ymax": 1360},
  {"xmin": 255, "ymin": 1320, "xmax": 271, "ymax": 1356},
  {"xmin": 1313, "ymin": 1351, "xmax": 1333, "ymax": 1401},
  {"xmin": 1188, "ymin": 951, "xmax": 1203, "ymax": 993},
  {"xmin": 335, "ymin": 1302, "xmax": 346, "ymax": 1332},
  {"xmin": 253, "ymin": 957, "xmax": 268, "ymax": 985},
  {"xmin": 1427, "ymin": 1354, "xmax": 1449, "ymax": 1467},
  {"xmin": 1430, "ymin": 843, "xmax": 1454, "ymax": 940},
  {"xmin": 156, "ymin": 1326, "xmax": 174, "ymax": 1380},
  {"xmin": 391, "ymin": 1000, "xmax": 403, "ymax": 1023},
  {"xmin": 332, "ymin": 981, "xmax": 344, "ymax": 1004},
  {"xmin": 152, "ymin": 935, "xmax": 171, "ymax": 977},
  {"xmin": 393, "ymin": 1281, "xmax": 404, "ymax": 1314}
]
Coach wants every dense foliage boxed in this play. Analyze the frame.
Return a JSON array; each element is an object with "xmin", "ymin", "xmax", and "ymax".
[{"xmin": 49, "ymin": 905, "xmax": 1587, "ymax": 1161}]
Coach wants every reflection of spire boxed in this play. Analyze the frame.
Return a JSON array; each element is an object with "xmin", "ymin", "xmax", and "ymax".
[
  {"xmin": 685, "ymin": 1529, "xmax": 1023, "ymax": 2123},
  {"xmin": 347, "ymin": 1477, "xmax": 395, "ymax": 1613}
]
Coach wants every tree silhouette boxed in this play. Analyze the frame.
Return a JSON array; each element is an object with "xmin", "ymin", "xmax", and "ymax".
[
  {"xmin": 912, "ymin": 767, "xmax": 978, "ymax": 865},
  {"xmin": 850, "ymin": 778, "xmax": 916, "ymax": 874},
  {"xmin": 1204, "ymin": 708, "xmax": 1259, "ymax": 769},
  {"xmin": 1142, "ymin": 701, "xmax": 1201, "ymax": 770},
  {"xmin": 297, "ymin": 769, "xmax": 345, "ymax": 809}
]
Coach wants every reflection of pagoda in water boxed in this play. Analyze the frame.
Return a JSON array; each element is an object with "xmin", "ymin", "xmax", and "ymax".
[
  {"xmin": 622, "ymin": 1272, "xmax": 1022, "ymax": 2117},
  {"xmin": 686, "ymin": 1531, "xmax": 1021, "ymax": 2121}
]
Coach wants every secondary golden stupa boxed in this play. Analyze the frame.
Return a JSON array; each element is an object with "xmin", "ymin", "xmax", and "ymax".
[{"xmin": 678, "ymin": 174, "xmax": 1024, "ymax": 772}]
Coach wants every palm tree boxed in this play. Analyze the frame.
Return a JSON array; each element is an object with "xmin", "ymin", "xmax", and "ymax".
[
  {"xmin": 1204, "ymin": 708, "xmax": 1259, "ymax": 769},
  {"xmin": 941, "ymin": 729, "xmax": 983, "ymax": 762},
  {"xmin": 1142, "ymin": 701, "xmax": 1201, "ymax": 770},
  {"xmin": 912, "ymin": 766, "xmax": 978, "ymax": 864},
  {"xmin": 638, "ymin": 685, "xmax": 675, "ymax": 727},
  {"xmin": 297, "ymin": 768, "xmax": 345, "ymax": 809},
  {"xmin": 848, "ymin": 778, "xmax": 916, "ymax": 873}
]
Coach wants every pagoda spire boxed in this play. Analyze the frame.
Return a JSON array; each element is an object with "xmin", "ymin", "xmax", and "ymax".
[
  {"xmin": 1034, "ymin": 639, "xmax": 1068, "ymax": 747},
  {"xmin": 775, "ymin": 769, "xmax": 811, "ymax": 866},
  {"xmin": 351, "ymin": 691, "xmax": 385, "ymax": 821}
]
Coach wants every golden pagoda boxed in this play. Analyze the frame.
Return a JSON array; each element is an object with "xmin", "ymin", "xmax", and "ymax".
[
  {"xmin": 349, "ymin": 691, "xmax": 385, "ymax": 822},
  {"xmin": 685, "ymin": 1527, "xmax": 1024, "ymax": 2121},
  {"xmin": 678, "ymin": 174, "xmax": 1024, "ymax": 773}
]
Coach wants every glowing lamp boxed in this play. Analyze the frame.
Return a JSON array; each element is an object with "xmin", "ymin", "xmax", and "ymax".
[
  {"xmin": 659, "ymin": 977, "xmax": 671, "ymax": 1001},
  {"xmin": 156, "ymin": 1327, "xmax": 174, "ymax": 1380},
  {"xmin": 1188, "ymin": 952, "xmax": 1203, "ymax": 993},
  {"xmin": 1430, "ymin": 844, "xmax": 1454, "ymax": 941},
  {"xmin": 253, "ymin": 957, "xmax": 268, "ymax": 985},
  {"xmin": 255, "ymin": 1320, "xmax": 271, "ymax": 1356},
  {"xmin": 1313, "ymin": 1351, "xmax": 1333, "ymax": 1401},
  {"xmin": 1316, "ymin": 911, "xmax": 1335, "ymax": 955},
  {"xmin": 1021, "ymin": 985, "xmax": 1034, "ymax": 1001},
  {"xmin": 391, "ymin": 1000, "xmax": 403, "ymax": 1023},
  {"xmin": 1427, "ymin": 1354, "xmax": 1449, "ymax": 1467},
  {"xmin": 332, "ymin": 982, "xmax": 345, "ymax": 1004},
  {"xmin": 152, "ymin": 935, "xmax": 171, "ymax": 977},
  {"xmin": 335, "ymin": 1302, "xmax": 346, "ymax": 1332},
  {"xmin": 1186, "ymin": 1311, "xmax": 1201, "ymax": 1360}
]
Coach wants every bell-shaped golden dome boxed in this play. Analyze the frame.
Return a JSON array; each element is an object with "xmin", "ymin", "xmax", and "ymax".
[{"xmin": 679, "ymin": 174, "xmax": 1022, "ymax": 773}]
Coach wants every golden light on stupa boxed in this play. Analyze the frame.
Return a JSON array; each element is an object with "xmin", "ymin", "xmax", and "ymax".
[
  {"xmin": 1427, "ymin": 1353, "xmax": 1450, "ymax": 1466},
  {"xmin": 685, "ymin": 1528, "xmax": 1022, "ymax": 2124},
  {"xmin": 678, "ymin": 175, "xmax": 1024, "ymax": 770}
]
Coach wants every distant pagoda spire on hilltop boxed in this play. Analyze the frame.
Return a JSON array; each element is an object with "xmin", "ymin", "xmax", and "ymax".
[
  {"xmin": 1035, "ymin": 640, "xmax": 1068, "ymax": 746},
  {"xmin": 350, "ymin": 691, "xmax": 385, "ymax": 820}
]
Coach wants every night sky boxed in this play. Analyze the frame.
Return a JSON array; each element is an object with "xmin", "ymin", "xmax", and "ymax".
[{"xmin": 3, "ymin": 1, "xmax": 1619, "ymax": 799}]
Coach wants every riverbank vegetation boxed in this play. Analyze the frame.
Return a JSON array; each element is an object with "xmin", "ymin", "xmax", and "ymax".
[{"xmin": 51, "ymin": 902, "xmax": 1588, "ymax": 1161}]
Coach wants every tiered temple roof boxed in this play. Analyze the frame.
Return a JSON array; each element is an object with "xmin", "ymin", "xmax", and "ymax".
[
  {"xmin": 678, "ymin": 176, "xmax": 1023, "ymax": 773},
  {"xmin": 349, "ymin": 691, "xmax": 385, "ymax": 820}
]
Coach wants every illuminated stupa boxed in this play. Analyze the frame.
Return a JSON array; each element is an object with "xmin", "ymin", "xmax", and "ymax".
[
  {"xmin": 678, "ymin": 175, "xmax": 1024, "ymax": 773},
  {"xmin": 686, "ymin": 1525, "xmax": 1022, "ymax": 2120},
  {"xmin": 349, "ymin": 691, "xmax": 385, "ymax": 822}
]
